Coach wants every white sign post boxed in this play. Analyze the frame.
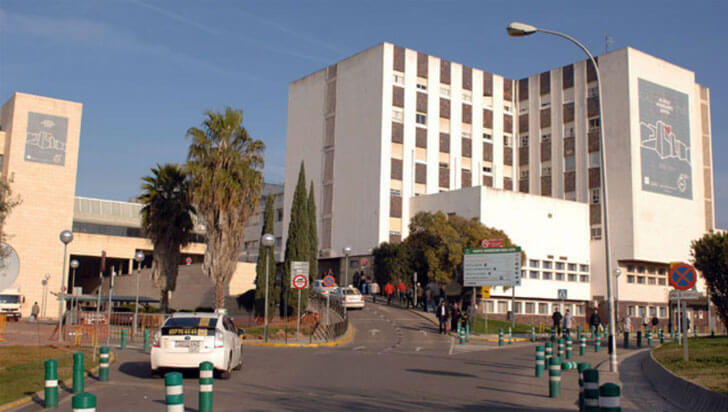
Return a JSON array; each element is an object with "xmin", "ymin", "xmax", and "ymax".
[{"xmin": 291, "ymin": 261, "xmax": 310, "ymax": 341}]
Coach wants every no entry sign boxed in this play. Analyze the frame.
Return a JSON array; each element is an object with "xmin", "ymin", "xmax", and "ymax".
[
  {"xmin": 669, "ymin": 263, "xmax": 697, "ymax": 291},
  {"xmin": 292, "ymin": 274, "xmax": 309, "ymax": 290}
]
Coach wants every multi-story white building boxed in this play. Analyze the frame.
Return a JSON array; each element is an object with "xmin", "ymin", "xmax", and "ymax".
[
  {"xmin": 241, "ymin": 183, "xmax": 285, "ymax": 262},
  {"xmin": 283, "ymin": 43, "xmax": 716, "ymax": 326}
]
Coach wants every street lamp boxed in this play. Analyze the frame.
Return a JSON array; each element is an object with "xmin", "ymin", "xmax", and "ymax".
[
  {"xmin": 342, "ymin": 246, "xmax": 352, "ymax": 287},
  {"xmin": 70, "ymin": 259, "xmax": 79, "ymax": 323},
  {"xmin": 57, "ymin": 230, "xmax": 73, "ymax": 342},
  {"xmin": 132, "ymin": 251, "xmax": 145, "ymax": 338},
  {"xmin": 41, "ymin": 274, "xmax": 51, "ymax": 319},
  {"xmin": 261, "ymin": 233, "xmax": 275, "ymax": 343},
  {"xmin": 507, "ymin": 22, "xmax": 618, "ymax": 372}
]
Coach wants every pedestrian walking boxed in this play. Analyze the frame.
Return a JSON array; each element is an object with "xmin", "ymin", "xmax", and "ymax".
[
  {"xmin": 642, "ymin": 314, "xmax": 649, "ymax": 332},
  {"xmin": 552, "ymin": 308, "xmax": 563, "ymax": 335},
  {"xmin": 384, "ymin": 282, "xmax": 394, "ymax": 305},
  {"xmin": 397, "ymin": 280, "xmax": 406, "ymax": 305},
  {"xmin": 416, "ymin": 283, "xmax": 424, "ymax": 310},
  {"xmin": 450, "ymin": 303, "xmax": 460, "ymax": 332},
  {"xmin": 589, "ymin": 309, "xmax": 601, "ymax": 332},
  {"xmin": 623, "ymin": 316, "xmax": 632, "ymax": 333},
  {"xmin": 424, "ymin": 287, "xmax": 433, "ymax": 313},
  {"xmin": 371, "ymin": 281, "xmax": 380, "ymax": 303},
  {"xmin": 31, "ymin": 301, "xmax": 40, "ymax": 322},
  {"xmin": 437, "ymin": 300, "xmax": 449, "ymax": 334},
  {"xmin": 563, "ymin": 309, "xmax": 573, "ymax": 336},
  {"xmin": 466, "ymin": 303, "xmax": 476, "ymax": 332},
  {"xmin": 651, "ymin": 315, "xmax": 659, "ymax": 332}
]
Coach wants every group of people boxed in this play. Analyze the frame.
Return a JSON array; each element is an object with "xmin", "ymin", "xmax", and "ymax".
[
  {"xmin": 435, "ymin": 300, "xmax": 476, "ymax": 335},
  {"xmin": 551, "ymin": 308, "xmax": 604, "ymax": 336}
]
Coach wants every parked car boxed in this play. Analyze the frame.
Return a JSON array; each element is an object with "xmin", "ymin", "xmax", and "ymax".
[
  {"xmin": 150, "ymin": 312, "xmax": 244, "ymax": 379},
  {"xmin": 331, "ymin": 287, "xmax": 365, "ymax": 309},
  {"xmin": 312, "ymin": 279, "xmax": 337, "ymax": 297}
]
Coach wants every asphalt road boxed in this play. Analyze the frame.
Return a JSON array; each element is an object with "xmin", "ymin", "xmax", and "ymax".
[{"xmin": 14, "ymin": 301, "xmax": 683, "ymax": 411}]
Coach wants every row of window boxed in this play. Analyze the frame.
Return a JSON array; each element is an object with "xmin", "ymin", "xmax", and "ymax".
[
  {"xmin": 627, "ymin": 305, "xmax": 667, "ymax": 318},
  {"xmin": 518, "ymin": 84, "xmax": 599, "ymax": 115},
  {"xmin": 528, "ymin": 260, "xmax": 589, "ymax": 272},
  {"xmin": 527, "ymin": 271, "xmax": 589, "ymax": 283},
  {"xmin": 627, "ymin": 276, "xmax": 668, "ymax": 286},
  {"xmin": 484, "ymin": 300, "xmax": 586, "ymax": 316},
  {"xmin": 393, "ymin": 73, "xmax": 509, "ymax": 112}
]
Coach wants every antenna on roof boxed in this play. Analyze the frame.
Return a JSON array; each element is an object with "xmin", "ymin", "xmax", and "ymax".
[{"xmin": 605, "ymin": 35, "xmax": 615, "ymax": 53}]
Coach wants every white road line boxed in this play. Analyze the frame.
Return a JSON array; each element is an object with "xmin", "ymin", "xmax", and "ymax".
[
  {"xmin": 449, "ymin": 337, "xmax": 455, "ymax": 355},
  {"xmin": 353, "ymin": 346, "xmax": 366, "ymax": 351}
]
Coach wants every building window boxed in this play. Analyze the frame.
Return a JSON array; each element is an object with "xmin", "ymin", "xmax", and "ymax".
[
  {"xmin": 513, "ymin": 301, "xmax": 522, "ymax": 313},
  {"xmin": 576, "ymin": 304, "xmax": 585, "ymax": 316},
  {"xmin": 639, "ymin": 306, "xmax": 646, "ymax": 317},
  {"xmin": 658, "ymin": 278, "xmax": 666, "ymax": 286},
  {"xmin": 542, "ymin": 165, "xmax": 551, "ymax": 177},
  {"xmin": 539, "ymin": 303, "xmax": 549, "ymax": 314},
  {"xmin": 568, "ymin": 273, "xmax": 577, "ymax": 282},
  {"xmin": 588, "ymin": 86, "xmax": 599, "ymax": 98},
  {"xmin": 485, "ymin": 300, "xmax": 495, "ymax": 313},
  {"xmin": 659, "ymin": 307, "xmax": 666, "ymax": 318},
  {"xmin": 564, "ymin": 126, "xmax": 575, "ymax": 138},
  {"xmin": 564, "ymin": 155, "xmax": 575, "ymax": 171},
  {"xmin": 392, "ymin": 108, "xmax": 404, "ymax": 122},
  {"xmin": 589, "ymin": 151, "xmax": 601, "ymax": 168},
  {"xmin": 483, "ymin": 166, "xmax": 492, "ymax": 175},
  {"xmin": 542, "ymin": 261, "xmax": 552, "ymax": 269},
  {"xmin": 416, "ymin": 113, "xmax": 426, "ymax": 125},
  {"xmin": 648, "ymin": 277, "xmax": 656, "ymax": 285},
  {"xmin": 568, "ymin": 263, "xmax": 577, "ymax": 271},
  {"xmin": 628, "ymin": 305, "xmax": 635, "ymax": 316},
  {"xmin": 580, "ymin": 264, "xmax": 589, "ymax": 272},
  {"xmin": 520, "ymin": 169, "xmax": 529, "ymax": 179},
  {"xmin": 462, "ymin": 91, "xmax": 472, "ymax": 103},
  {"xmin": 440, "ymin": 85, "xmax": 450, "ymax": 97},
  {"xmin": 542, "ymin": 272, "xmax": 552, "ymax": 280},
  {"xmin": 542, "ymin": 133, "xmax": 551, "ymax": 143},
  {"xmin": 529, "ymin": 259, "xmax": 539, "ymax": 268},
  {"xmin": 416, "ymin": 83, "xmax": 427, "ymax": 91},
  {"xmin": 555, "ymin": 273, "xmax": 564, "ymax": 281},
  {"xmin": 530, "ymin": 271, "xmax": 539, "ymax": 279},
  {"xmin": 589, "ymin": 117, "xmax": 600, "ymax": 131},
  {"xmin": 637, "ymin": 276, "xmax": 645, "ymax": 284},
  {"xmin": 637, "ymin": 266, "xmax": 645, "ymax": 274},
  {"xmin": 504, "ymin": 103, "xmax": 513, "ymax": 113},
  {"xmin": 565, "ymin": 191, "xmax": 576, "ymax": 200},
  {"xmin": 591, "ymin": 227, "xmax": 602, "ymax": 240},
  {"xmin": 483, "ymin": 132, "xmax": 493, "ymax": 141},
  {"xmin": 276, "ymin": 208, "xmax": 283, "ymax": 222},
  {"xmin": 520, "ymin": 134, "xmax": 529, "ymax": 147},
  {"xmin": 462, "ymin": 131, "xmax": 472, "ymax": 140},
  {"xmin": 627, "ymin": 275, "xmax": 635, "ymax": 283},
  {"xmin": 390, "ymin": 189, "xmax": 401, "ymax": 196},
  {"xmin": 590, "ymin": 188, "xmax": 600, "ymax": 204},
  {"xmin": 556, "ymin": 262, "xmax": 565, "ymax": 270},
  {"xmin": 649, "ymin": 306, "xmax": 656, "ymax": 317},
  {"xmin": 627, "ymin": 265, "xmax": 635, "ymax": 273},
  {"xmin": 393, "ymin": 73, "xmax": 404, "ymax": 85},
  {"xmin": 526, "ymin": 302, "xmax": 535, "ymax": 314},
  {"xmin": 504, "ymin": 134, "xmax": 513, "ymax": 148},
  {"xmin": 497, "ymin": 301, "xmax": 508, "ymax": 313},
  {"xmin": 580, "ymin": 275, "xmax": 589, "ymax": 283}
]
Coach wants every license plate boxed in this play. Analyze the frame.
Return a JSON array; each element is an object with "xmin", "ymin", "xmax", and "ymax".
[
  {"xmin": 175, "ymin": 340, "xmax": 190, "ymax": 348},
  {"xmin": 188, "ymin": 341, "xmax": 200, "ymax": 352}
]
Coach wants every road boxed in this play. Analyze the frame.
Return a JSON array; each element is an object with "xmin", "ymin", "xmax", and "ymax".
[{"xmin": 14, "ymin": 300, "xmax": 683, "ymax": 411}]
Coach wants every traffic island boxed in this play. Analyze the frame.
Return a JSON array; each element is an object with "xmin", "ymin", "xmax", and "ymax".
[{"xmin": 244, "ymin": 322, "xmax": 354, "ymax": 348}]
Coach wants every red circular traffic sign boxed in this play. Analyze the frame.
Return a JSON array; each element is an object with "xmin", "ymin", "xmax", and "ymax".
[
  {"xmin": 322, "ymin": 275, "xmax": 335, "ymax": 287},
  {"xmin": 669, "ymin": 263, "xmax": 697, "ymax": 291},
  {"xmin": 185, "ymin": 257, "xmax": 192, "ymax": 265},
  {"xmin": 292, "ymin": 274, "xmax": 308, "ymax": 290},
  {"xmin": 360, "ymin": 257, "xmax": 369, "ymax": 267}
]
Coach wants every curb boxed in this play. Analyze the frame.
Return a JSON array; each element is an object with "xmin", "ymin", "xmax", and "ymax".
[
  {"xmin": 644, "ymin": 345, "xmax": 728, "ymax": 411},
  {"xmin": 245, "ymin": 323, "xmax": 354, "ymax": 348},
  {"xmin": 0, "ymin": 350, "xmax": 116, "ymax": 412},
  {"xmin": 407, "ymin": 309, "xmax": 534, "ymax": 342}
]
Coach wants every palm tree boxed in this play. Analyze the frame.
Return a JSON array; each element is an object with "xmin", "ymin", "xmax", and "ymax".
[
  {"xmin": 186, "ymin": 108, "xmax": 265, "ymax": 309},
  {"xmin": 139, "ymin": 164, "xmax": 194, "ymax": 312}
]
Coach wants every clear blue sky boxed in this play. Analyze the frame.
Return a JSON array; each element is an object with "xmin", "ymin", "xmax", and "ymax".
[{"xmin": 1, "ymin": 0, "xmax": 725, "ymax": 227}]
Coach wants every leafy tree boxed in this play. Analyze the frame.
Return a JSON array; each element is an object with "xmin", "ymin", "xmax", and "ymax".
[
  {"xmin": 692, "ymin": 231, "xmax": 728, "ymax": 329},
  {"xmin": 372, "ymin": 242, "xmax": 409, "ymax": 286},
  {"xmin": 283, "ymin": 162, "xmax": 309, "ymax": 313},
  {"xmin": 139, "ymin": 164, "xmax": 194, "ymax": 312},
  {"xmin": 405, "ymin": 211, "xmax": 462, "ymax": 285},
  {"xmin": 307, "ymin": 182, "xmax": 319, "ymax": 278},
  {"xmin": 0, "ymin": 179, "xmax": 21, "ymax": 255},
  {"xmin": 255, "ymin": 194, "xmax": 278, "ymax": 317},
  {"xmin": 186, "ymin": 108, "xmax": 265, "ymax": 309}
]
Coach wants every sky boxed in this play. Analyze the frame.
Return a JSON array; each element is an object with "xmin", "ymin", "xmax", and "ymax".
[{"xmin": 0, "ymin": 0, "xmax": 726, "ymax": 227}]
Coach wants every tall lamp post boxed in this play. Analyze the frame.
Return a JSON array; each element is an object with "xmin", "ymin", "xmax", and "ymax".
[
  {"xmin": 342, "ymin": 246, "xmax": 352, "ymax": 287},
  {"xmin": 261, "ymin": 233, "xmax": 275, "ymax": 343},
  {"xmin": 132, "ymin": 251, "xmax": 145, "ymax": 338},
  {"xmin": 41, "ymin": 274, "xmax": 51, "ymax": 319},
  {"xmin": 70, "ymin": 259, "xmax": 79, "ymax": 323},
  {"xmin": 507, "ymin": 22, "xmax": 617, "ymax": 372},
  {"xmin": 57, "ymin": 230, "xmax": 74, "ymax": 342}
]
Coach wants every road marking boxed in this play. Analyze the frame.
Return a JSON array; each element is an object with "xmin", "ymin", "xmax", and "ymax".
[
  {"xmin": 449, "ymin": 337, "xmax": 455, "ymax": 355},
  {"xmin": 415, "ymin": 347, "xmax": 424, "ymax": 352},
  {"xmin": 369, "ymin": 329, "xmax": 380, "ymax": 336},
  {"xmin": 353, "ymin": 345, "xmax": 366, "ymax": 351}
]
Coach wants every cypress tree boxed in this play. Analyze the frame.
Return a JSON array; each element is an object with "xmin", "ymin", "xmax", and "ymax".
[
  {"xmin": 254, "ymin": 194, "xmax": 278, "ymax": 318},
  {"xmin": 307, "ymin": 181, "xmax": 319, "ymax": 279},
  {"xmin": 284, "ymin": 162, "xmax": 309, "ymax": 314}
]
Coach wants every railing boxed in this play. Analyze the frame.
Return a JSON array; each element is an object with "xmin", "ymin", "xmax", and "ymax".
[
  {"xmin": 308, "ymin": 295, "xmax": 349, "ymax": 342},
  {"xmin": 63, "ymin": 312, "xmax": 168, "ymax": 346}
]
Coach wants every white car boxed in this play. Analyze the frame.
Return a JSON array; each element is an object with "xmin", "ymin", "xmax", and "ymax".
[
  {"xmin": 312, "ymin": 279, "xmax": 337, "ymax": 296},
  {"xmin": 151, "ymin": 312, "xmax": 243, "ymax": 379},
  {"xmin": 332, "ymin": 287, "xmax": 365, "ymax": 309}
]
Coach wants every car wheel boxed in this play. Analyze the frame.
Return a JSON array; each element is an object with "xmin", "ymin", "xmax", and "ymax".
[
  {"xmin": 151, "ymin": 368, "xmax": 162, "ymax": 378},
  {"xmin": 219, "ymin": 355, "xmax": 232, "ymax": 380},
  {"xmin": 233, "ymin": 346, "xmax": 243, "ymax": 370}
]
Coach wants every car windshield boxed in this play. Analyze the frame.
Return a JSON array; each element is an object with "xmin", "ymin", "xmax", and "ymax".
[
  {"xmin": 0, "ymin": 295, "xmax": 20, "ymax": 304},
  {"xmin": 343, "ymin": 289, "xmax": 360, "ymax": 295},
  {"xmin": 162, "ymin": 317, "xmax": 218, "ymax": 336}
]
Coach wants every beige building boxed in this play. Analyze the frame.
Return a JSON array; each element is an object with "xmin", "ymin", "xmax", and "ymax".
[{"xmin": 284, "ymin": 43, "xmax": 716, "ymax": 327}]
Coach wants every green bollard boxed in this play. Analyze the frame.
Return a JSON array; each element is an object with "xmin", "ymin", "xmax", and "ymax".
[
  {"xmin": 648, "ymin": 331, "xmax": 653, "ymax": 347},
  {"xmin": 590, "ymin": 325, "xmax": 595, "ymax": 338},
  {"xmin": 636, "ymin": 330, "xmax": 642, "ymax": 348},
  {"xmin": 566, "ymin": 336, "xmax": 573, "ymax": 360},
  {"xmin": 199, "ymin": 361, "xmax": 213, "ymax": 412},
  {"xmin": 498, "ymin": 328, "xmax": 504, "ymax": 347},
  {"xmin": 72, "ymin": 392, "xmax": 96, "ymax": 412},
  {"xmin": 694, "ymin": 326, "xmax": 698, "ymax": 338},
  {"xmin": 466, "ymin": 323, "xmax": 470, "ymax": 342},
  {"xmin": 120, "ymin": 329, "xmax": 127, "ymax": 349},
  {"xmin": 98, "ymin": 347, "xmax": 110, "ymax": 382},
  {"xmin": 583, "ymin": 369, "xmax": 600, "ymax": 412},
  {"xmin": 623, "ymin": 331, "xmax": 629, "ymax": 349},
  {"xmin": 595, "ymin": 334, "xmax": 601, "ymax": 353},
  {"xmin": 531, "ymin": 326, "xmax": 536, "ymax": 342},
  {"xmin": 558, "ymin": 338, "xmax": 564, "ymax": 359},
  {"xmin": 660, "ymin": 328, "xmax": 664, "ymax": 345},
  {"xmin": 44, "ymin": 359, "xmax": 58, "ymax": 409},
  {"xmin": 165, "ymin": 372, "xmax": 184, "ymax": 411},
  {"xmin": 549, "ymin": 356, "xmax": 562, "ymax": 398},
  {"xmin": 72, "ymin": 352, "xmax": 84, "ymax": 395},
  {"xmin": 459, "ymin": 327, "xmax": 465, "ymax": 345},
  {"xmin": 508, "ymin": 326, "xmax": 512, "ymax": 344},
  {"xmin": 599, "ymin": 382, "xmax": 621, "ymax": 412},
  {"xmin": 535, "ymin": 345, "xmax": 545, "ymax": 377},
  {"xmin": 144, "ymin": 329, "xmax": 151, "ymax": 353},
  {"xmin": 545, "ymin": 341, "xmax": 552, "ymax": 364},
  {"xmin": 580, "ymin": 334, "xmax": 586, "ymax": 356},
  {"xmin": 577, "ymin": 362, "xmax": 592, "ymax": 412}
]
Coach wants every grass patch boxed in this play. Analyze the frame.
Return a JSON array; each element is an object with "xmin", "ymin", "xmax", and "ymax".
[
  {"xmin": 0, "ymin": 346, "xmax": 99, "ymax": 405},
  {"xmin": 652, "ymin": 336, "xmax": 728, "ymax": 395},
  {"xmin": 469, "ymin": 316, "xmax": 535, "ymax": 334}
]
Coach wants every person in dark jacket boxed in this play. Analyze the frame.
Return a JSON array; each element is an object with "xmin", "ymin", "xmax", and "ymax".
[
  {"xmin": 552, "ymin": 308, "xmax": 563, "ymax": 335},
  {"xmin": 437, "ymin": 300, "xmax": 449, "ymax": 334},
  {"xmin": 450, "ymin": 303, "xmax": 461, "ymax": 332},
  {"xmin": 589, "ymin": 310, "xmax": 601, "ymax": 332}
]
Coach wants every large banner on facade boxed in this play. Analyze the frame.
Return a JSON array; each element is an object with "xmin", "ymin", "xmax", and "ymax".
[
  {"xmin": 638, "ymin": 79, "xmax": 691, "ymax": 199},
  {"xmin": 24, "ymin": 112, "xmax": 68, "ymax": 166}
]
